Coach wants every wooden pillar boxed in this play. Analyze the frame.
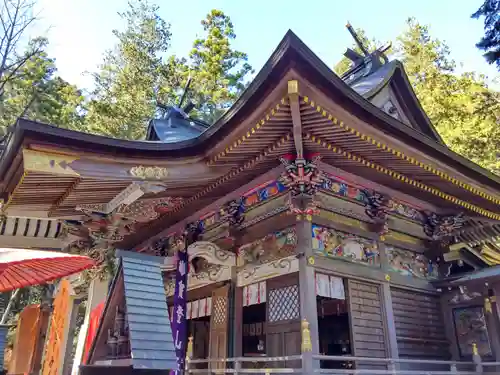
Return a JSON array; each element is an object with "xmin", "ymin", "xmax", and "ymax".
[
  {"xmin": 487, "ymin": 284, "xmax": 500, "ymax": 362},
  {"xmin": 378, "ymin": 242, "xmax": 399, "ymax": 361},
  {"xmin": 229, "ymin": 266, "xmax": 243, "ymax": 358},
  {"xmin": 42, "ymin": 279, "xmax": 76, "ymax": 375},
  {"xmin": 296, "ymin": 217, "xmax": 319, "ymax": 372},
  {"xmin": 63, "ymin": 299, "xmax": 81, "ymax": 375},
  {"xmin": 29, "ymin": 304, "xmax": 51, "ymax": 375},
  {"xmin": 71, "ymin": 278, "xmax": 109, "ymax": 375}
]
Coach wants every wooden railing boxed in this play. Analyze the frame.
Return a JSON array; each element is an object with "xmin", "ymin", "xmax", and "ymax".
[{"xmin": 185, "ymin": 355, "xmax": 500, "ymax": 374}]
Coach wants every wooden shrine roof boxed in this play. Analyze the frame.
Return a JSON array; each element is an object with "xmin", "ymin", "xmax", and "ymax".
[{"xmin": 0, "ymin": 30, "xmax": 499, "ymax": 254}]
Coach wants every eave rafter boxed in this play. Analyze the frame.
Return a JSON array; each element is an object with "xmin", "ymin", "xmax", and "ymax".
[
  {"xmin": 307, "ymin": 133, "xmax": 500, "ymax": 220},
  {"xmin": 171, "ymin": 133, "xmax": 292, "ymax": 215},
  {"xmin": 207, "ymin": 98, "xmax": 293, "ymax": 167},
  {"xmin": 298, "ymin": 93, "xmax": 500, "ymax": 212}
]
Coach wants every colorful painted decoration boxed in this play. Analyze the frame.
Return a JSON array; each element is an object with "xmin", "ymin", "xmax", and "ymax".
[
  {"xmin": 385, "ymin": 246, "xmax": 439, "ymax": 279},
  {"xmin": 63, "ymin": 196, "xmax": 184, "ymax": 260},
  {"xmin": 279, "ymin": 154, "xmax": 325, "ymax": 196},
  {"xmin": 321, "ymin": 174, "xmax": 424, "ymax": 223},
  {"xmin": 243, "ymin": 180, "xmax": 286, "ymax": 208},
  {"xmin": 321, "ymin": 178, "xmax": 365, "ymax": 203},
  {"xmin": 311, "ymin": 225, "xmax": 380, "ymax": 266},
  {"xmin": 197, "ymin": 180, "xmax": 287, "ymax": 233},
  {"xmin": 145, "ymin": 175, "xmax": 429, "ymax": 254}
]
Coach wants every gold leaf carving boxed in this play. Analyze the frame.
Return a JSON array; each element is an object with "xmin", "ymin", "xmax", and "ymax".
[
  {"xmin": 23, "ymin": 149, "xmax": 79, "ymax": 176},
  {"xmin": 385, "ymin": 231, "xmax": 421, "ymax": 245},
  {"xmin": 318, "ymin": 210, "xmax": 368, "ymax": 230},
  {"xmin": 129, "ymin": 166, "xmax": 168, "ymax": 180}
]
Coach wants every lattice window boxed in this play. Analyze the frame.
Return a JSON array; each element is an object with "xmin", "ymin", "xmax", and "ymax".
[
  {"xmin": 212, "ymin": 297, "xmax": 227, "ymax": 325},
  {"xmin": 268, "ymin": 285, "xmax": 299, "ymax": 322}
]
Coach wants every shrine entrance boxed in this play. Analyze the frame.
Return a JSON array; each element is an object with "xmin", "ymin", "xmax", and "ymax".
[
  {"xmin": 241, "ymin": 281, "xmax": 267, "ymax": 369},
  {"xmin": 187, "ymin": 317, "xmax": 210, "ymax": 369},
  {"xmin": 315, "ymin": 273, "xmax": 352, "ymax": 370}
]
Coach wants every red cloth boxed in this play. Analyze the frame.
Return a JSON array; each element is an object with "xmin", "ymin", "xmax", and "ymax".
[{"xmin": 82, "ymin": 301, "xmax": 105, "ymax": 364}]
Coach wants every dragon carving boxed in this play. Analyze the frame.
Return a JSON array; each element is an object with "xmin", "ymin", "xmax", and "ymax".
[
  {"xmin": 363, "ymin": 190, "xmax": 393, "ymax": 240},
  {"xmin": 424, "ymin": 212, "xmax": 466, "ymax": 240}
]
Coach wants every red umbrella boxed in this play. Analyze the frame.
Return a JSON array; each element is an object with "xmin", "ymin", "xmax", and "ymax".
[{"xmin": 0, "ymin": 248, "xmax": 95, "ymax": 292}]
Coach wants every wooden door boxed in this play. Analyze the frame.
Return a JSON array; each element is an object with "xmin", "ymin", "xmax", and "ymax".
[
  {"xmin": 266, "ymin": 274, "xmax": 301, "ymax": 368},
  {"xmin": 347, "ymin": 279, "xmax": 387, "ymax": 370},
  {"xmin": 209, "ymin": 284, "xmax": 230, "ymax": 372}
]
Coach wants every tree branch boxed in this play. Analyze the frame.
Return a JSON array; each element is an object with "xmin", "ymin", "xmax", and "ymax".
[{"xmin": 0, "ymin": 289, "xmax": 20, "ymax": 324}]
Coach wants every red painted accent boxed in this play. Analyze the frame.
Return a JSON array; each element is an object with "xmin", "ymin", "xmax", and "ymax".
[
  {"xmin": 83, "ymin": 301, "xmax": 105, "ymax": 364},
  {"xmin": 242, "ymin": 179, "xmax": 276, "ymax": 196}
]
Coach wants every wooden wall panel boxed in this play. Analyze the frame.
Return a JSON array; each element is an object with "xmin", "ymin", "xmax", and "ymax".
[
  {"xmin": 348, "ymin": 279, "xmax": 387, "ymax": 369},
  {"xmin": 391, "ymin": 287, "xmax": 450, "ymax": 359}
]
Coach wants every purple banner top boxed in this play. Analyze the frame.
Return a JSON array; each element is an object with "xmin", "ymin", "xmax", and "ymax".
[{"xmin": 172, "ymin": 245, "xmax": 188, "ymax": 371}]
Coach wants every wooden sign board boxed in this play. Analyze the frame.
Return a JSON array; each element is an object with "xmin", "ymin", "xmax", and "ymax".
[
  {"xmin": 42, "ymin": 279, "xmax": 75, "ymax": 375},
  {"xmin": 9, "ymin": 304, "xmax": 40, "ymax": 374}
]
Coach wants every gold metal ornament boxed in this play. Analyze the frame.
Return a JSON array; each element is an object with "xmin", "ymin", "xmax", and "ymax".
[
  {"xmin": 485, "ymin": 298, "xmax": 492, "ymax": 314},
  {"xmin": 186, "ymin": 336, "xmax": 194, "ymax": 359},
  {"xmin": 301, "ymin": 319, "xmax": 312, "ymax": 352},
  {"xmin": 129, "ymin": 165, "xmax": 168, "ymax": 180}
]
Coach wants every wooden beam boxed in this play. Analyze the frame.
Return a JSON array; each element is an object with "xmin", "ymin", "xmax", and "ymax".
[
  {"xmin": 288, "ymin": 80, "xmax": 303, "ymax": 159},
  {"xmin": 136, "ymin": 165, "xmax": 284, "ymax": 249},
  {"xmin": 318, "ymin": 161, "xmax": 440, "ymax": 213}
]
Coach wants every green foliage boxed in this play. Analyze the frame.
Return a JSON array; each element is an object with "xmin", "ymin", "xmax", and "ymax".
[
  {"xmin": 85, "ymin": 0, "xmax": 172, "ymax": 140},
  {"xmin": 187, "ymin": 9, "xmax": 253, "ymax": 123},
  {"xmin": 0, "ymin": 0, "xmax": 83, "ymax": 133},
  {"xmin": 333, "ymin": 18, "xmax": 500, "ymax": 174},
  {"xmin": 86, "ymin": 4, "xmax": 253, "ymax": 138},
  {"xmin": 0, "ymin": 41, "xmax": 84, "ymax": 131},
  {"xmin": 472, "ymin": 0, "xmax": 500, "ymax": 69},
  {"xmin": 397, "ymin": 18, "xmax": 500, "ymax": 173}
]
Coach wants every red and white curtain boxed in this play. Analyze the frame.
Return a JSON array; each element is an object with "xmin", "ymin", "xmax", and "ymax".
[
  {"xmin": 315, "ymin": 272, "xmax": 345, "ymax": 300},
  {"xmin": 169, "ymin": 297, "xmax": 212, "ymax": 321},
  {"xmin": 243, "ymin": 281, "xmax": 266, "ymax": 307}
]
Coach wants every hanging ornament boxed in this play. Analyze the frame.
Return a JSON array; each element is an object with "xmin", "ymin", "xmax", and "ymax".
[
  {"xmin": 186, "ymin": 336, "xmax": 194, "ymax": 360},
  {"xmin": 301, "ymin": 319, "xmax": 312, "ymax": 352},
  {"xmin": 485, "ymin": 298, "xmax": 492, "ymax": 314}
]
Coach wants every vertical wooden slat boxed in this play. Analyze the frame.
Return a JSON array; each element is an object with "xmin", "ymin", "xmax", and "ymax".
[
  {"xmin": 391, "ymin": 287, "xmax": 450, "ymax": 359},
  {"xmin": 348, "ymin": 279, "xmax": 387, "ymax": 370}
]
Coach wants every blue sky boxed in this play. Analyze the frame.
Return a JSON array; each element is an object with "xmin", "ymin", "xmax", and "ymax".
[{"xmin": 32, "ymin": 0, "xmax": 499, "ymax": 92}]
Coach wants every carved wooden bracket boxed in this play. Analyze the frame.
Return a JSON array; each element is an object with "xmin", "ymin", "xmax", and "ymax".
[
  {"xmin": 362, "ymin": 189, "xmax": 392, "ymax": 240},
  {"xmin": 279, "ymin": 154, "xmax": 325, "ymax": 197},
  {"xmin": 424, "ymin": 212, "xmax": 466, "ymax": 241}
]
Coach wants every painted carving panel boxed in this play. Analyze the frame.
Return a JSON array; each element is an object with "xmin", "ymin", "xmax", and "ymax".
[
  {"xmin": 453, "ymin": 306, "xmax": 492, "ymax": 358},
  {"xmin": 386, "ymin": 246, "xmax": 439, "ymax": 279},
  {"xmin": 199, "ymin": 180, "xmax": 286, "ymax": 231},
  {"xmin": 312, "ymin": 225, "xmax": 380, "ymax": 266},
  {"xmin": 238, "ymin": 228, "xmax": 297, "ymax": 266},
  {"xmin": 320, "ymin": 174, "xmax": 425, "ymax": 223}
]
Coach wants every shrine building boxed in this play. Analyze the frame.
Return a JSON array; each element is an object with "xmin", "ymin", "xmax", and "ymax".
[{"xmin": 1, "ymin": 29, "xmax": 500, "ymax": 375}]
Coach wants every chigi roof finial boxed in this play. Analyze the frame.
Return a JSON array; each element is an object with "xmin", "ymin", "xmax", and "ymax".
[
  {"xmin": 345, "ymin": 21, "xmax": 369, "ymax": 57},
  {"xmin": 342, "ymin": 22, "xmax": 392, "ymax": 80},
  {"xmin": 147, "ymin": 76, "xmax": 209, "ymax": 142}
]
